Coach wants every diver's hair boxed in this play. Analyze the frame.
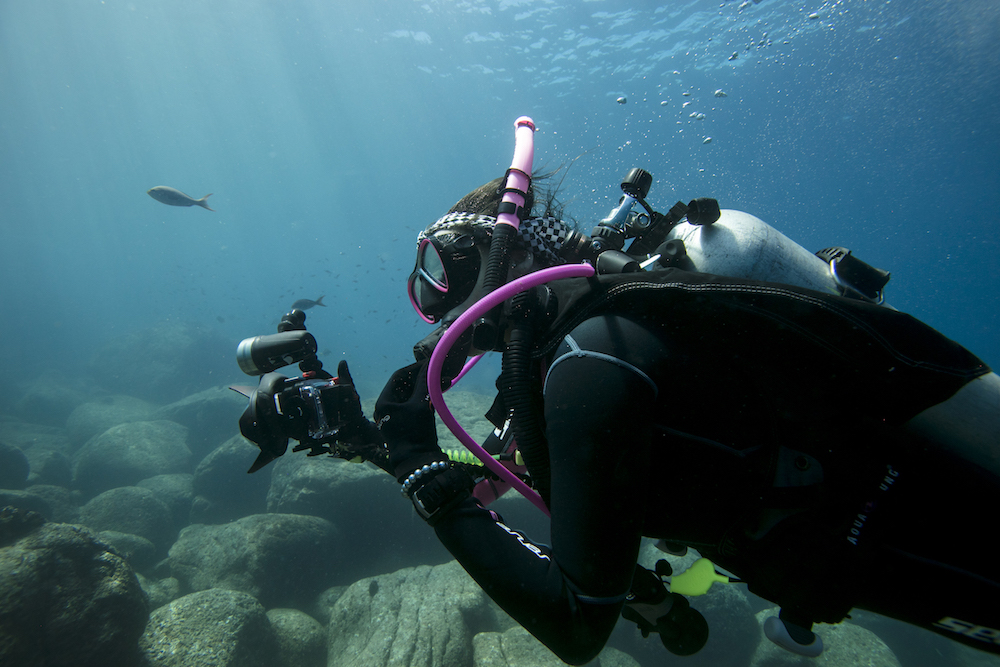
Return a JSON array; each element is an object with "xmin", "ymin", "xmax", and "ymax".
[
  {"xmin": 448, "ymin": 177, "xmax": 535, "ymax": 219},
  {"xmin": 445, "ymin": 173, "xmax": 571, "ymax": 240}
]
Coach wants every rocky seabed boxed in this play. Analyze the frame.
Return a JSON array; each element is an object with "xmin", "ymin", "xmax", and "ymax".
[{"xmin": 1, "ymin": 347, "xmax": 985, "ymax": 667}]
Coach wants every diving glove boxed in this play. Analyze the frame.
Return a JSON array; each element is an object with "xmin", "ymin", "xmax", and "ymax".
[
  {"xmin": 319, "ymin": 360, "xmax": 391, "ymax": 473},
  {"xmin": 374, "ymin": 360, "xmax": 445, "ymax": 481},
  {"xmin": 622, "ymin": 562, "xmax": 709, "ymax": 656}
]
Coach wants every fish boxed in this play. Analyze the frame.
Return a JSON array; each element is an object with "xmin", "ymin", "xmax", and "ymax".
[
  {"xmin": 714, "ymin": 89, "xmax": 728, "ymax": 98},
  {"xmin": 703, "ymin": 137, "xmax": 713, "ymax": 144},
  {"xmin": 291, "ymin": 296, "xmax": 326, "ymax": 310},
  {"xmin": 616, "ymin": 96, "xmax": 627, "ymax": 104},
  {"xmin": 147, "ymin": 186, "xmax": 215, "ymax": 211}
]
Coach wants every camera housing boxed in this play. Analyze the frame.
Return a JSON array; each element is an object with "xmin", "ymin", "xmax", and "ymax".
[
  {"xmin": 238, "ymin": 372, "xmax": 358, "ymax": 473},
  {"xmin": 233, "ymin": 309, "xmax": 358, "ymax": 473}
]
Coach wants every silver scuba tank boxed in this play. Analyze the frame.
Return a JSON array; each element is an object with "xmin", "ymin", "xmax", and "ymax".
[{"xmin": 660, "ymin": 209, "xmax": 889, "ymax": 304}]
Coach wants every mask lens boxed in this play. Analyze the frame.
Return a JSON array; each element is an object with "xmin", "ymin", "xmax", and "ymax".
[
  {"xmin": 420, "ymin": 240, "xmax": 448, "ymax": 289},
  {"xmin": 407, "ymin": 234, "xmax": 481, "ymax": 324}
]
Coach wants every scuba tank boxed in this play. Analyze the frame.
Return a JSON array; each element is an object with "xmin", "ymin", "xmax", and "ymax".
[{"xmin": 661, "ymin": 210, "xmax": 890, "ymax": 304}]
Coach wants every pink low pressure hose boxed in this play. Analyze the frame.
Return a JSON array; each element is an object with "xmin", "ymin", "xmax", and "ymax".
[{"xmin": 427, "ymin": 262, "xmax": 596, "ymax": 515}]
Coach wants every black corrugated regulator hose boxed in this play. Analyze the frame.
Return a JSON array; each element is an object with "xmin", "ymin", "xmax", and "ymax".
[{"xmin": 502, "ymin": 291, "xmax": 552, "ymax": 508}]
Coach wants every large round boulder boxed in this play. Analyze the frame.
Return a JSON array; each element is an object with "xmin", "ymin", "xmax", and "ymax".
[
  {"xmin": 11, "ymin": 370, "xmax": 89, "ymax": 426},
  {"xmin": 266, "ymin": 608, "xmax": 326, "ymax": 667},
  {"xmin": 137, "ymin": 473, "xmax": 195, "ymax": 528},
  {"xmin": 266, "ymin": 454, "xmax": 447, "ymax": 581},
  {"xmin": 74, "ymin": 420, "xmax": 191, "ymax": 497},
  {"xmin": 152, "ymin": 386, "xmax": 246, "ymax": 460},
  {"xmin": 79, "ymin": 486, "xmax": 176, "ymax": 549},
  {"xmin": 0, "ymin": 507, "xmax": 149, "ymax": 667},
  {"xmin": 168, "ymin": 513, "xmax": 338, "ymax": 608},
  {"xmin": 190, "ymin": 435, "xmax": 271, "ymax": 524},
  {"xmin": 326, "ymin": 561, "xmax": 505, "ymax": 667},
  {"xmin": 139, "ymin": 588, "xmax": 278, "ymax": 667},
  {"xmin": 0, "ymin": 418, "xmax": 72, "ymax": 486},
  {"xmin": 66, "ymin": 395, "xmax": 158, "ymax": 446}
]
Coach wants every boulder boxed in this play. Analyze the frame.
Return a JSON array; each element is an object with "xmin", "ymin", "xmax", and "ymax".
[
  {"xmin": 23, "ymin": 446, "xmax": 73, "ymax": 487},
  {"xmin": 66, "ymin": 395, "xmax": 158, "ymax": 446},
  {"xmin": 750, "ymin": 608, "xmax": 901, "ymax": 666},
  {"xmin": 153, "ymin": 386, "xmax": 246, "ymax": 460},
  {"xmin": 0, "ymin": 418, "xmax": 72, "ymax": 486},
  {"xmin": 88, "ymin": 321, "xmax": 236, "ymax": 404},
  {"xmin": 74, "ymin": 420, "xmax": 191, "ymax": 497},
  {"xmin": 190, "ymin": 435, "xmax": 271, "ymax": 524},
  {"xmin": 137, "ymin": 473, "xmax": 195, "ymax": 528},
  {"xmin": 326, "ymin": 560, "xmax": 503, "ymax": 667},
  {"xmin": 266, "ymin": 454, "xmax": 447, "ymax": 580},
  {"xmin": 139, "ymin": 588, "xmax": 279, "ymax": 667},
  {"xmin": 24, "ymin": 483, "xmax": 80, "ymax": 523},
  {"xmin": 10, "ymin": 370, "xmax": 89, "ymax": 425},
  {"xmin": 0, "ymin": 440, "xmax": 29, "ymax": 489},
  {"xmin": 472, "ymin": 626, "xmax": 640, "ymax": 667},
  {"xmin": 168, "ymin": 513, "xmax": 338, "ymax": 608},
  {"xmin": 312, "ymin": 585, "xmax": 348, "ymax": 626},
  {"xmin": 325, "ymin": 559, "xmax": 641, "ymax": 667},
  {"xmin": 0, "ymin": 489, "xmax": 52, "ymax": 518},
  {"xmin": 0, "ymin": 507, "xmax": 149, "ymax": 667},
  {"xmin": 266, "ymin": 608, "xmax": 326, "ymax": 667},
  {"xmin": 79, "ymin": 486, "xmax": 175, "ymax": 549},
  {"xmin": 136, "ymin": 573, "xmax": 181, "ymax": 611},
  {"xmin": 97, "ymin": 530, "xmax": 157, "ymax": 571}
]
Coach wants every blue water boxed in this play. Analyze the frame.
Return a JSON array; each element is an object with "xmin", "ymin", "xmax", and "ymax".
[
  {"xmin": 1, "ymin": 0, "xmax": 997, "ymax": 389},
  {"xmin": 2, "ymin": 3, "xmax": 1000, "ymax": 665}
]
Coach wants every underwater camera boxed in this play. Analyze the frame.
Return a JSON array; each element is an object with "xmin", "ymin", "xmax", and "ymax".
[{"xmin": 233, "ymin": 310, "xmax": 356, "ymax": 473}]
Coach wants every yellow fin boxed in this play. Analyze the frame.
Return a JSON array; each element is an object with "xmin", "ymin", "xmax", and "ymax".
[
  {"xmin": 669, "ymin": 558, "xmax": 730, "ymax": 596},
  {"xmin": 348, "ymin": 456, "xmax": 363, "ymax": 464}
]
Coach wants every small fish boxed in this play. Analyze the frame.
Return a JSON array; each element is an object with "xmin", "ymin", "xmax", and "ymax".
[
  {"xmin": 703, "ymin": 137, "xmax": 713, "ymax": 144},
  {"xmin": 147, "ymin": 186, "xmax": 214, "ymax": 211},
  {"xmin": 616, "ymin": 96, "xmax": 627, "ymax": 104},
  {"xmin": 714, "ymin": 89, "xmax": 728, "ymax": 98},
  {"xmin": 292, "ymin": 295, "xmax": 326, "ymax": 310}
]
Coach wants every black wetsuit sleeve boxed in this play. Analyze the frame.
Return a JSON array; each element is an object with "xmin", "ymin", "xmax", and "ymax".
[{"xmin": 432, "ymin": 316, "xmax": 662, "ymax": 665}]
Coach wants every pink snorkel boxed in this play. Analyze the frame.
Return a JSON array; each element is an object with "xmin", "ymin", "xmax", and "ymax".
[
  {"xmin": 426, "ymin": 116, "xmax": 597, "ymax": 515},
  {"xmin": 497, "ymin": 116, "xmax": 536, "ymax": 233}
]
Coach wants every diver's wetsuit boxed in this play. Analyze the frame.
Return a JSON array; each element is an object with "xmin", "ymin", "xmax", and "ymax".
[{"xmin": 433, "ymin": 276, "xmax": 999, "ymax": 664}]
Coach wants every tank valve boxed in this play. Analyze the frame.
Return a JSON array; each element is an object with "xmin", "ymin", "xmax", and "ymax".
[{"xmin": 686, "ymin": 198, "xmax": 721, "ymax": 226}]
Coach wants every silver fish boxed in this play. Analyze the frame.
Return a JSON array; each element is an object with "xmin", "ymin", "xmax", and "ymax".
[
  {"xmin": 291, "ymin": 296, "xmax": 326, "ymax": 310},
  {"xmin": 147, "ymin": 186, "xmax": 214, "ymax": 211}
]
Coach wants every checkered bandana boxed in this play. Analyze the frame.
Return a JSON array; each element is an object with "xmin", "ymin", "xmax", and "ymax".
[{"xmin": 417, "ymin": 212, "xmax": 573, "ymax": 266}]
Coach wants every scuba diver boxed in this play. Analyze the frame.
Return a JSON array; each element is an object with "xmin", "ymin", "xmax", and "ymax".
[{"xmin": 235, "ymin": 120, "xmax": 1000, "ymax": 663}]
